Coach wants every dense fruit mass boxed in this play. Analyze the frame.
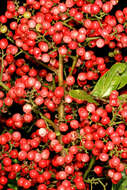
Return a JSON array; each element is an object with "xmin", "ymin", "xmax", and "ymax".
[{"xmin": 0, "ymin": 0, "xmax": 127, "ymax": 189}]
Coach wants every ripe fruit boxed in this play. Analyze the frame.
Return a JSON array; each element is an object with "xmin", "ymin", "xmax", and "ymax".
[{"xmin": 0, "ymin": 0, "xmax": 126, "ymax": 189}]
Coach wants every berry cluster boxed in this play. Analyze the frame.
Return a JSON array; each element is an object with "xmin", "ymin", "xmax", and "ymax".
[{"xmin": 0, "ymin": 0, "xmax": 127, "ymax": 189}]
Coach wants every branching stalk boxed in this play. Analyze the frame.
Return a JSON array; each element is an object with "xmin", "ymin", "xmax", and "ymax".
[
  {"xmin": 58, "ymin": 54, "xmax": 64, "ymax": 124},
  {"xmin": 84, "ymin": 156, "xmax": 96, "ymax": 179},
  {"xmin": 86, "ymin": 36, "xmax": 100, "ymax": 41},
  {"xmin": 14, "ymin": 49, "xmax": 23, "ymax": 57},
  {"xmin": 39, "ymin": 112, "xmax": 58, "ymax": 132},
  {"xmin": 62, "ymin": 22, "xmax": 74, "ymax": 29},
  {"xmin": 0, "ymin": 50, "xmax": 4, "ymax": 81},
  {"xmin": 69, "ymin": 55, "xmax": 78, "ymax": 76},
  {"xmin": 23, "ymin": 49, "xmax": 58, "ymax": 74},
  {"xmin": 98, "ymin": 179, "xmax": 107, "ymax": 190},
  {"xmin": 0, "ymin": 50, "xmax": 10, "ymax": 90},
  {"xmin": 58, "ymin": 54, "xmax": 64, "ymax": 87},
  {"xmin": 0, "ymin": 82, "xmax": 10, "ymax": 91},
  {"xmin": 29, "ymin": 98, "xmax": 57, "ymax": 131},
  {"xmin": 58, "ymin": 54, "xmax": 66, "ymax": 156},
  {"xmin": 6, "ymin": 35, "xmax": 57, "ymax": 74}
]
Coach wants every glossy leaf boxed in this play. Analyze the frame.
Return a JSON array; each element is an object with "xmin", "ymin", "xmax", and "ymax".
[
  {"xmin": 118, "ymin": 67, "xmax": 127, "ymax": 89},
  {"xmin": 69, "ymin": 89, "xmax": 98, "ymax": 105},
  {"xmin": 113, "ymin": 178, "xmax": 127, "ymax": 190},
  {"xmin": 119, "ymin": 178, "xmax": 127, "ymax": 190},
  {"xmin": 118, "ymin": 94, "xmax": 127, "ymax": 101},
  {"xmin": 8, "ymin": 184, "xmax": 18, "ymax": 190},
  {"xmin": 8, "ymin": 180, "xmax": 18, "ymax": 190},
  {"xmin": 91, "ymin": 63, "xmax": 127, "ymax": 98},
  {"xmin": 112, "ymin": 171, "xmax": 127, "ymax": 190}
]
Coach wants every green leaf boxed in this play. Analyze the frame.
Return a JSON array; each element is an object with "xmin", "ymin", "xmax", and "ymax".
[
  {"xmin": 112, "ymin": 183, "xmax": 118, "ymax": 190},
  {"xmin": 113, "ymin": 177, "xmax": 127, "ymax": 190},
  {"xmin": 119, "ymin": 178, "xmax": 127, "ymax": 190},
  {"xmin": 69, "ymin": 89, "xmax": 98, "ymax": 105},
  {"xmin": 112, "ymin": 171, "xmax": 127, "ymax": 190},
  {"xmin": 118, "ymin": 67, "xmax": 127, "ymax": 89},
  {"xmin": 118, "ymin": 94, "xmax": 127, "ymax": 101},
  {"xmin": 8, "ymin": 182, "xmax": 18, "ymax": 190},
  {"xmin": 91, "ymin": 63, "xmax": 127, "ymax": 98}
]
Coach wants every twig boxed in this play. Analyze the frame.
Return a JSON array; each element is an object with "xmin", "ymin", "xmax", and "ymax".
[
  {"xmin": 39, "ymin": 112, "xmax": 58, "ymax": 131},
  {"xmin": 6, "ymin": 35, "xmax": 57, "ymax": 74},
  {"xmin": 83, "ymin": 156, "xmax": 96, "ymax": 179},
  {"xmin": 86, "ymin": 36, "xmax": 100, "ymax": 42},
  {"xmin": 69, "ymin": 55, "xmax": 78, "ymax": 76},
  {"xmin": 98, "ymin": 179, "xmax": 107, "ymax": 190},
  {"xmin": 57, "ymin": 54, "xmax": 66, "ymax": 156},
  {"xmin": 62, "ymin": 22, "xmax": 74, "ymax": 29},
  {"xmin": 0, "ymin": 81, "xmax": 10, "ymax": 91},
  {"xmin": 29, "ymin": 98, "xmax": 57, "ymax": 131},
  {"xmin": 0, "ymin": 50, "xmax": 5, "ymax": 81},
  {"xmin": 14, "ymin": 49, "xmax": 23, "ymax": 57}
]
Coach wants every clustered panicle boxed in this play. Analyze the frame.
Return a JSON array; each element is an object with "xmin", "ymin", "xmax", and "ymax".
[{"xmin": 0, "ymin": 0, "xmax": 127, "ymax": 189}]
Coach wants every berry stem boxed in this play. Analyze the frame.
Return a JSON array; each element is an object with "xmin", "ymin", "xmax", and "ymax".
[
  {"xmin": 69, "ymin": 55, "xmax": 78, "ymax": 76},
  {"xmin": 0, "ymin": 50, "xmax": 4, "ymax": 81},
  {"xmin": 39, "ymin": 111, "xmax": 58, "ymax": 131},
  {"xmin": 6, "ymin": 35, "xmax": 57, "ymax": 74},
  {"xmin": 24, "ymin": 50, "xmax": 58, "ymax": 74},
  {"xmin": 0, "ymin": 51, "xmax": 9, "ymax": 91},
  {"xmin": 0, "ymin": 81, "xmax": 10, "ymax": 91},
  {"xmin": 86, "ymin": 36, "xmax": 100, "ymax": 41},
  {"xmin": 58, "ymin": 54, "xmax": 64, "ymax": 87},
  {"xmin": 62, "ymin": 22, "xmax": 74, "ymax": 29},
  {"xmin": 29, "ymin": 98, "xmax": 57, "ymax": 131},
  {"xmin": 58, "ymin": 54, "xmax": 66, "ymax": 156},
  {"xmin": 58, "ymin": 54, "xmax": 64, "ymax": 123},
  {"xmin": 14, "ymin": 49, "xmax": 23, "ymax": 57},
  {"xmin": 64, "ymin": 17, "xmax": 73, "ymax": 23},
  {"xmin": 98, "ymin": 179, "xmax": 106, "ymax": 190},
  {"xmin": 83, "ymin": 156, "xmax": 96, "ymax": 179},
  {"xmin": 29, "ymin": 98, "xmax": 61, "ymax": 141}
]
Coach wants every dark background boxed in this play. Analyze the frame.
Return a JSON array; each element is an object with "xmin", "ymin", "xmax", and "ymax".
[{"xmin": 0, "ymin": 0, "xmax": 7, "ymax": 15}]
